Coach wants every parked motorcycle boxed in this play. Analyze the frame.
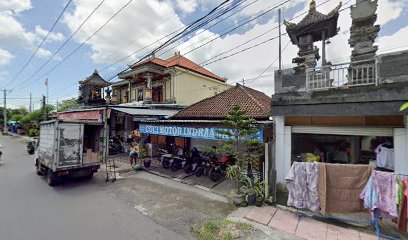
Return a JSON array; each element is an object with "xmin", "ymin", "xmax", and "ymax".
[
  {"xmin": 184, "ymin": 148, "xmax": 201, "ymax": 174},
  {"xmin": 0, "ymin": 144, "xmax": 3, "ymax": 165},
  {"xmin": 27, "ymin": 141, "xmax": 35, "ymax": 155},
  {"xmin": 209, "ymin": 155, "xmax": 236, "ymax": 182},
  {"xmin": 108, "ymin": 137, "xmax": 124, "ymax": 155},
  {"xmin": 160, "ymin": 143, "xmax": 180, "ymax": 169},
  {"xmin": 158, "ymin": 148, "xmax": 173, "ymax": 169},
  {"xmin": 194, "ymin": 157, "xmax": 208, "ymax": 177},
  {"xmin": 171, "ymin": 154, "xmax": 189, "ymax": 172}
]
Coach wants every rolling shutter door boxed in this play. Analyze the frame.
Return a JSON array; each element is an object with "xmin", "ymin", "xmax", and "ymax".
[{"xmin": 291, "ymin": 126, "xmax": 393, "ymax": 136}]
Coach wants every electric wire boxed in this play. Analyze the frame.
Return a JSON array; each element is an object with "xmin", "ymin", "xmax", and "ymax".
[
  {"xmin": 14, "ymin": 0, "xmax": 134, "ymax": 91},
  {"xmin": 4, "ymin": 0, "xmax": 73, "ymax": 88},
  {"xmin": 16, "ymin": 0, "xmax": 106, "ymax": 88}
]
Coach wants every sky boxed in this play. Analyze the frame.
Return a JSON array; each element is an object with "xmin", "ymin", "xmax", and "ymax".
[{"xmin": 1, "ymin": 0, "xmax": 408, "ymax": 109}]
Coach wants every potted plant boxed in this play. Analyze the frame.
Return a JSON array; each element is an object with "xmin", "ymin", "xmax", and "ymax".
[
  {"xmin": 254, "ymin": 178, "xmax": 267, "ymax": 207},
  {"xmin": 243, "ymin": 176, "xmax": 256, "ymax": 206},
  {"xmin": 226, "ymin": 165, "xmax": 245, "ymax": 205}
]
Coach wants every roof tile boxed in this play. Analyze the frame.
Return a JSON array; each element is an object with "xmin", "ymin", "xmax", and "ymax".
[
  {"xmin": 130, "ymin": 55, "xmax": 224, "ymax": 82},
  {"xmin": 172, "ymin": 84, "xmax": 271, "ymax": 120}
]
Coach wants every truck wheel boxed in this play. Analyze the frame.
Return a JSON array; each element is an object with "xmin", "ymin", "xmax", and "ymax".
[
  {"xmin": 47, "ymin": 169, "xmax": 59, "ymax": 186},
  {"xmin": 85, "ymin": 172, "xmax": 94, "ymax": 180},
  {"xmin": 36, "ymin": 162, "xmax": 44, "ymax": 176}
]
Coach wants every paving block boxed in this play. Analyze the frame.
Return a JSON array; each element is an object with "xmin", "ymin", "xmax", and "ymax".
[
  {"xmin": 245, "ymin": 206, "xmax": 277, "ymax": 225},
  {"xmin": 358, "ymin": 232, "xmax": 378, "ymax": 240},
  {"xmin": 337, "ymin": 226, "xmax": 359, "ymax": 240},
  {"xmin": 229, "ymin": 207, "xmax": 253, "ymax": 219},
  {"xmin": 268, "ymin": 209, "xmax": 299, "ymax": 235},
  {"xmin": 295, "ymin": 217, "xmax": 328, "ymax": 240},
  {"xmin": 326, "ymin": 224, "xmax": 340, "ymax": 240}
]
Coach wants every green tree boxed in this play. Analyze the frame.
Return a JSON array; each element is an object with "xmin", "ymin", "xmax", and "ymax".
[
  {"xmin": 9, "ymin": 107, "xmax": 28, "ymax": 122},
  {"xmin": 401, "ymin": 102, "xmax": 408, "ymax": 112},
  {"xmin": 216, "ymin": 105, "xmax": 263, "ymax": 171},
  {"xmin": 58, "ymin": 97, "xmax": 77, "ymax": 112},
  {"xmin": 20, "ymin": 105, "xmax": 54, "ymax": 124}
]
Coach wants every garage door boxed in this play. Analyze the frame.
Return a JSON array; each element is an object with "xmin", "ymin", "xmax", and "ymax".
[{"xmin": 291, "ymin": 126, "xmax": 393, "ymax": 136}]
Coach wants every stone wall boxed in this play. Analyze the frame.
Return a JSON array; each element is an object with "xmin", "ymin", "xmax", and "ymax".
[{"xmin": 378, "ymin": 50, "xmax": 408, "ymax": 83}]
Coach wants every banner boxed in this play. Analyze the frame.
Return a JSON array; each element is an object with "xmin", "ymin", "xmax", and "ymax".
[{"xmin": 139, "ymin": 124, "xmax": 263, "ymax": 141}]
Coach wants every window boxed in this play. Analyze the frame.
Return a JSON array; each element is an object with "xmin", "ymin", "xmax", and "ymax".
[
  {"xmin": 132, "ymin": 89, "xmax": 137, "ymax": 100},
  {"xmin": 137, "ymin": 89, "xmax": 143, "ymax": 102},
  {"xmin": 152, "ymin": 86, "xmax": 163, "ymax": 102}
]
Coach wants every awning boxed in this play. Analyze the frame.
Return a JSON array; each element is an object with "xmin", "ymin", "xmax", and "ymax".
[
  {"xmin": 57, "ymin": 109, "xmax": 103, "ymax": 122},
  {"xmin": 111, "ymin": 107, "xmax": 179, "ymax": 118}
]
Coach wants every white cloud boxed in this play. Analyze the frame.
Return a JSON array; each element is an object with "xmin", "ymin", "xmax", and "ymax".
[
  {"xmin": 36, "ymin": 48, "xmax": 53, "ymax": 59},
  {"xmin": 63, "ymin": 0, "xmax": 185, "ymax": 64},
  {"xmin": 61, "ymin": 0, "xmax": 408, "ymax": 97},
  {"xmin": 0, "ymin": 48, "xmax": 14, "ymax": 65},
  {"xmin": 0, "ymin": 0, "xmax": 65, "ymax": 67},
  {"xmin": 378, "ymin": 25, "xmax": 408, "ymax": 53},
  {"xmin": 176, "ymin": 0, "xmax": 198, "ymax": 13},
  {"xmin": 34, "ymin": 25, "xmax": 65, "ymax": 42},
  {"xmin": 0, "ymin": 0, "xmax": 31, "ymax": 13},
  {"xmin": 377, "ymin": 0, "xmax": 408, "ymax": 26}
]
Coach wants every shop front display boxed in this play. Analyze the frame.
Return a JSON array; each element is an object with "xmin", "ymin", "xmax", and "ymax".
[{"xmin": 291, "ymin": 133, "xmax": 395, "ymax": 171}]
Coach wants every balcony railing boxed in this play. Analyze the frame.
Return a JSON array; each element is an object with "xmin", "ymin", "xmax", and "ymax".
[{"xmin": 306, "ymin": 59, "xmax": 378, "ymax": 91}]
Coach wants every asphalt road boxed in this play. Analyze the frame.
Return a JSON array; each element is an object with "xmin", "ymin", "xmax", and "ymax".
[{"xmin": 0, "ymin": 135, "xmax": 187, "ymax": 240}]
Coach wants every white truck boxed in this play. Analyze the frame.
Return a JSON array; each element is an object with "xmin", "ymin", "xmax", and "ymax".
[{"xmin": 35, "ymin": 120, "xmax": 105, "ymax": 186}]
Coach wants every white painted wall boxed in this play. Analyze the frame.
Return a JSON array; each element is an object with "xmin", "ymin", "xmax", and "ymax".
[
  {"xmin": 274, "ymin": 116, "xmax": 292, "ymax": 187},
  {"xmin": 394, "ymin": 127, "xmax": 408, "ymax": 175}
]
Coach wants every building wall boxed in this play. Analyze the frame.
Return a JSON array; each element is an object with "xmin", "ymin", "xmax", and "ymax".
[
  {"xmin": 273, "ymin": 115, "xmax": 408, "ymax": 190},
  {"xmin": 174, "ymin": 68, "xmax": 231, "ymax": 106}
]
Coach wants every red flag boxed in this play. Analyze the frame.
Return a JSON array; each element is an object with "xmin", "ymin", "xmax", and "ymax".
[{"xmin": 45, "ymin": 78, "xmax": 48, "ymax": 86}]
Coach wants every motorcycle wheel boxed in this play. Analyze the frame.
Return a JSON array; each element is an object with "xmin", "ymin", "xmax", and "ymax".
[
  {"xmin": 162, "ymin": 158, "xmax": 171, "ymax": 169},
  {"xmin": 195, "ymin": 167, "xmax": 203, "ymax": 177},
  {"xmin": 171, "ymin": 162, "xmax": 181, "ymax": 171},
  {"xmin": 203, "ymin": 166, "xmax": 209, "ymax": 176},
  {"xmin": 210, "ymin": 169, "xmax": 221, "ymax": 182},
  {"xmin": 184, "ymin": 164, "xmax": 193, "ymax": 174}
]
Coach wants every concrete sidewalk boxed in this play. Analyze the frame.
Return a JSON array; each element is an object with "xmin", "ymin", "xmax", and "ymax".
[{"xmin": 228, "ymin": 206, "xmax": 381, "ymax": 240}]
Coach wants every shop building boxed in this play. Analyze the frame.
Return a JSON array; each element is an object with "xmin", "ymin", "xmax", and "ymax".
[
  {"xmin": 112, "ymin": 52, "xmax": 231, "ymax": 106},
  {"xmin": 139, "ymin": 84, "xmax": 273, "ymax": 176},
  {"xmin": 271, "ymin": 0, "xmax": 408, "ymax": 189}
]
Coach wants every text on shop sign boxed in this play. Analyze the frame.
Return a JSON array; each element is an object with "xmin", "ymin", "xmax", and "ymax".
[{"xmin": 139, "ymin": 124, "xmax": 263, "ymax": 141}]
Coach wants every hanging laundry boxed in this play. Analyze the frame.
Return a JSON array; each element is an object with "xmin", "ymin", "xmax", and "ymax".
[
  {"xmin": 397, "ymin": 179, "xmax": 407, "ymax": 232},
  {"xmin": 318, "ymin": 163, "xmax": 372, "ymax": 214},
  {"xmin": 286, "ymin": 162, "xmax": 320, "ymax": 212},
  {"xmin": 375, "ymin": 144, "xmax": 394, "ymax": 171},
  {"xmin": 360, "ymin": 171, "xmax": 398, "ymax": 218}
]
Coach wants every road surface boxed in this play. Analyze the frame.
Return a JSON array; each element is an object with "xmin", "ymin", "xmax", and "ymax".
[{"xmin": 0, "ymin": 135, "xmax": 187, "ymax": 240}]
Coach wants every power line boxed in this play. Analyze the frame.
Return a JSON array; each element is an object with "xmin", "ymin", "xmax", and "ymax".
[
  {"xmin": 105, "ymin": 0, "xmax": 293, "ymax": 81},
  {"xmin": 99, "ymin": 0, "xmax": 250, "ymax": 74},
  {"xmin": 4, "ymin": 0, "xmax": 73, "ymax": 88},
  {"xmin": 49, "ymin": 0, "xmax": 244, "ymax": 98},
  {"xmin": 16, "ymin": 0, "xmax": 106, "ymax": 88},
  {"xmin": 109, "ymin": 0, "xmax": 240, "ymax": 79},
  {"xmin": 15, "ymin": 0, "xmax": 134, "ymax": 91}
]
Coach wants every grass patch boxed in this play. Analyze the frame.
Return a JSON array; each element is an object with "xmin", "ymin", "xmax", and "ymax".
[{"xmin": 192, "ymin": 219, "xmax": 252, "ymax": 240}]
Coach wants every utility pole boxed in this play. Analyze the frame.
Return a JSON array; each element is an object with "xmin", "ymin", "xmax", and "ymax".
[
  {"xmin": 42, "ymin": 95, "xmax": 47, "ymax": 121},
  {"xmin": 278, "ymin": 8, "xmax": 282, "ymax": 71},
  {"xmin": 29, "ymin": 92, "xmax": 32, "ymax": 113},
  {"xmin": 2, "ymin": 89, "xmax": 11, "ymax": 132},
  {"xmin": 56, "ymin": 99, "xmax": 59, "ymax": 112}
]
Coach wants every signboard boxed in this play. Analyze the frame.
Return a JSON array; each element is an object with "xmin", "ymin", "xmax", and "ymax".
[
  {"xmin": 57, "ymin": 110, "xmax": 102, "ymax": 122},
  {"xmin": 139, "ymin": 124, "xmax": 263, "ymax": 141}
]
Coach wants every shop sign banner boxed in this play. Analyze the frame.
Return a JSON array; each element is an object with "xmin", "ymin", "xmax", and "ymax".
[{"xmin": 139, "ymin": 124, "xmax": 263, "ymax": 141}]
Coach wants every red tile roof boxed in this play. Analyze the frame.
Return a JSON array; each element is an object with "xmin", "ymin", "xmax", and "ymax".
[
  {"xmin": 172, "ymin": 84, "xmax": 272, "ymax": 120},
  {"xmin": 130, "ymin": 54, "xmax": 225, "ymax": 82}
]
